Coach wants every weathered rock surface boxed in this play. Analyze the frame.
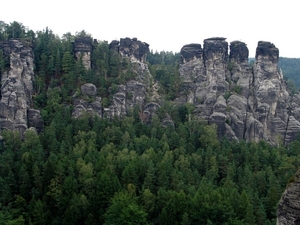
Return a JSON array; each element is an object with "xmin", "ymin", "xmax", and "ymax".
[
  {"xmin": 277, "ymin": 169, "xmax": 300, "ymax": 225},
  {"xmin": 72, "ymin": 97, "xmax": 102, "ymax": 119},
  {"xmin": 74, "ymin": 37, "xmax": 94, "ymax": 70},
  {"xmin": 103, "ymin": 80, "xmax": 148, "ymax": 119},
  {"xmin": 81, "ymin": 83, "xmax": 97, "ymax": 97},
  {"xmin": 72, "ymin": 37, "xmax": 157, "ymax": 121},
  {"xmin": 0, "ymin": 39, "xmax": 43, "ymax": 134},
  {"xmin": 72, "ymin": 83, "xmax": 102, "ymax": 118},
  {"xmin": 179, "ymin": 38, "xmax": 300, "ymax": 145},
  {"xmin": 114, "ymin": 37, "xmax": 150, "ymax": 63},
  {"xmin": 103, "ymin": 38, "xmax": 160, "ymax": 121},
  {"xmin": 3, "ymin": 37, "xmax": 300, "ymax": 146},
  {"xmin": 180, "ymin": 44, "xmax": 203, "ymax": 64}
]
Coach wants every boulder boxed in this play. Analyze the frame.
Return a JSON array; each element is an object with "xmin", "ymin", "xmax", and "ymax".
[{"xmin": 81, "ymin": 83, "xmax": 97, "ymax": 97}]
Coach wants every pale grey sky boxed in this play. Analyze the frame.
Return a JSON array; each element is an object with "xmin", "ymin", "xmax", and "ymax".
[{"xmin": 2, "ymin": 0, "xmax": 299, "ymax": 57}]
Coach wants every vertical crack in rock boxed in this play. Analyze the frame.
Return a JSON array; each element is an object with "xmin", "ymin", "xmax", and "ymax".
[{"xmin": 283, "ymin": 115, "xmax": 290, "ymax": 146}]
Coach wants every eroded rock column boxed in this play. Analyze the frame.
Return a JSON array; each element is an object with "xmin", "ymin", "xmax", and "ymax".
[{"xmin": 0, "ymin": 39, "xmax": 43, "ymax": 134}]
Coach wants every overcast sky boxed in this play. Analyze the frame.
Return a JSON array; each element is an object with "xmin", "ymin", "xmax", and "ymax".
[{"xmin": 2, "ymin": 0, "xmax": 299, "ymax": 57}]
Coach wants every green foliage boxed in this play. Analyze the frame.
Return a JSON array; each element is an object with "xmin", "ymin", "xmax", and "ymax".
[
  {"xmin": 279, "ymin": 57, "xmax": 300, "ymax": 90},
  {"xmin": 104, "ymin": 191, "xmax": 148, "ymax": 225},
  {"xmin": 0, "ymin": 113, "xmax": 298, "ymax": 224},
  {"xmin": 0, "ymin": 21, "xmax": 28, "ymax": 40},
  {"xmin": 285, "ymin": 78, "xmax": 298, "ymax": 95},
  {"xmin": 228, "ymin": 61, "xmax": 235, "ymax": 72},
  {"xmin": 147, "ymin": 51, "xmax": 182, "ymax": 100},
  {"xmin": 224, "ymin": 91, "xmax": 231, "ymax": 100},
  {"xmin": 232, "ymin": 85, "xmax": 242, "ymax": 95}
]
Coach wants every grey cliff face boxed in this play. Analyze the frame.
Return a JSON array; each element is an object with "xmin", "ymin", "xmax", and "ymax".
[
  {"xmin": 252, "ymin": 41, "xmax": 290, "ymax": 144},
  {"xmin": 277, "ymin": 170, "xmax": 300, "ymax": 225},
  {"xmin": 103, "ymin": 79, "xmax": 151, "ymax": 121},
  {"xmin": 0, "ymin": 39, "xmax": 43, "ymax": 134},
  {"xmin": 179, "ymin": 38, "xmax": 230, "ymax": 137},
  {"xmin": 179, "ymin": 38, "xmax": 300, "ymax": 145}
]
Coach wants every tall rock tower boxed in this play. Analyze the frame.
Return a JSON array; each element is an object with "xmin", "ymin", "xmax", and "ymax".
[
  {"xmin": 0, "ymin": 39, "xmax": 43, "ymax": 134},
  {"xmin": 74, "ymin": 37, "xmax": 93, "ymax": 70}
]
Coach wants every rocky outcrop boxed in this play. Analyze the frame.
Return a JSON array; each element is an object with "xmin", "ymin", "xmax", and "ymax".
[
  {"xmin": 74, "ymin": 37, "xmax": 94, "ymax": 70},
  {"xmin": 72, "ymin": 37, "xmax": 160, "ymax": 123},
  {"xmin": 277, "ymin": 169, "xmax": 300, "ymax": 225},
  {"xmin": 81, "ymin": 83, "xmax": 97, "ymax": 97},
  {"xmin": 179, "ymin": 38, "xmax": 300, "ymax": 145},
  {"xmin": 72, "ymin": 83, "xmax": 102, "ymax": 118},
  {"xmin": 110, "ymin": 37, "xmax": 149, "ymax": 63},
  {"xmin": 0, "ymin": 39, "xmax": 43, "ymax": 134},
  {"xmin": 179, "ymin": 38, "xmax": 230, "ymax": 137},
  {"xmin": 103, "ymin": 38, "xmax": 160, "ymax": 121},
  {"xmin": 252, "ymin": 42, "xmax": 289, "ymax": 143},
  {"xmin": 103, "ymin": 80, "xmax": 148, "ymax": 119},
  {"xmin": 4, "ymin": 37, "xmax": 300, "ymax": 145}
]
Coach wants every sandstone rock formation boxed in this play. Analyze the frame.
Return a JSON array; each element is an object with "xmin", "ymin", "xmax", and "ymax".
[
  {"xmin": 179, "ymin": 38, "xmax": 300, "ymax": 145},
  {"xmin": 277, "ymin": 169, "xmax": 300, "ymax": 225},
  {"xmin": 72, "ymin": 83, "xmax": 102, "ymax": 118},
  {"xmin": 74, "ymin": 37, "xmax": 94, "ymax": 70},
  {"xmin": 3, "ymin": 37, "xmax": 299, "ymax": 145},
  {"xmin": 104, "ymin": 38, "xmax": 160, "ymax": 122},
  {"xmin": 73, "ymin": 37, "xmax": 161, "ymax": 123},
  {"xmin": 109, "ymin": 37, "xmax": 149, "ymax": 63},
  {"xmin": 0, "ymin": 39, "xmax": 43, "ymax": 134}
]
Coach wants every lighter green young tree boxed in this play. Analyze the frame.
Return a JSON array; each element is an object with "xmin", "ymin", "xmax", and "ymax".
[{"xmin": 104, "ymin": 191, "xmax": 148, "ymax": 225}]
